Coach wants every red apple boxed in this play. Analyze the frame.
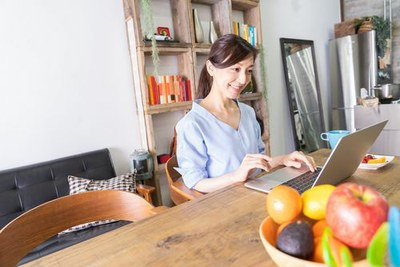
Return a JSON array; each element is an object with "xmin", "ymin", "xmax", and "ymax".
[{"xmin": 325, "ymin": 182, "xmax": 388, "ymax": 249}]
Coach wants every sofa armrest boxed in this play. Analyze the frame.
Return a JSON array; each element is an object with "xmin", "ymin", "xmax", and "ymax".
[{"xmin": 136, "ymin": 184, "xmax": 155, "ymax": 204}]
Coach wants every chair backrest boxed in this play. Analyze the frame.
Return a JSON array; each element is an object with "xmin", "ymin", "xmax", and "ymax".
[
  {"xmin": 165, "ymin": 156, "xmax": 204, "ymax": 205},
  {"xmin": 0, "ymin": 190, "xmax": 155, "ymax": 267}
]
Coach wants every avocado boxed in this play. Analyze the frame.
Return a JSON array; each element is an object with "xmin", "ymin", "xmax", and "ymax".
[{"xmin": 276, "ymin": 220, "xmax": 314, "ymax": 260}]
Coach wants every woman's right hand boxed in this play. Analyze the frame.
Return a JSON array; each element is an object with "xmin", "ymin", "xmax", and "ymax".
[
  {"xmin": 233, "ymin": 154, "xmax": 272, "ymax": 182},
  {"xmin": 278, "ymin": 151, "xmax": 316, "ymax": 172}
]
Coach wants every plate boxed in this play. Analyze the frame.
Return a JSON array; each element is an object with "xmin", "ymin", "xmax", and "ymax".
[{"xmin": 358, "ymin": 154, "xmax": 394, "ymax": 170}]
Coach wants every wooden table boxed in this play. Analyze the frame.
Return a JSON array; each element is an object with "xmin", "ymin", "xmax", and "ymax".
[{"xmin": 24, "ymin": 149, "xmax": 400, "ymax": 266}]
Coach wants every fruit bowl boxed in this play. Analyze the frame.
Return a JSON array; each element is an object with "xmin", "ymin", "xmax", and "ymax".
[{"xmin": 259, "ymin": 216, "xmax": 369, "ymax": 267}]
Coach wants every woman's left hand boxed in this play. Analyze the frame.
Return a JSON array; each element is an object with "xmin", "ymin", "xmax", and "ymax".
[{"xmin": 280, "ymin": 151, "xmax": 316, "ymax": 172}]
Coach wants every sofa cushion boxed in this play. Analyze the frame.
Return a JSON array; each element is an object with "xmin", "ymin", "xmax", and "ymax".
[
  {"xmin": 69, "ymin": 172, "xmax": 137, "ymax": 194},
  {"xmin": 18, "ymin": 221, "xmax": 131, "ymax": 265},
  {"xmin": 60, "ymin": 172, "xmax": 137, "ymax": 234}
]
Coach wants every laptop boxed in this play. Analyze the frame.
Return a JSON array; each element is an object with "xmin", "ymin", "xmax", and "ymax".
[{"xmin": 244, "ymin": 120, "xmax": 388, "ymax": 194}]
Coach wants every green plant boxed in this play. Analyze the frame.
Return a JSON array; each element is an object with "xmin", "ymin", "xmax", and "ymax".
[
  {"xmin": 372, "ymin": 16, "xmax": 391, "ymax": 57},
  {"xmin": 259, "ymin": 45, "xmax": 268, "ymax": 102},
  {"xmin": 141, "ymin": 0, "xmax": 159, "ymax": 76},
  {"xmin": 353, "ymin": 16, "xmax": 391, "ymax": 57}
]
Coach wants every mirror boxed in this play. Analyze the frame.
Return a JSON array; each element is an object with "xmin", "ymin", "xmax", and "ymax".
[{"xmin": 280, "ymin": 38, "xmax": 326, "ymax": 153}]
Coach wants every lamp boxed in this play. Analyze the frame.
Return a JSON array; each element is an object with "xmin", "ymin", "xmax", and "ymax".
[{"xmin": 130, "ymin": 149, "xmax": 154, "ymax": 180}]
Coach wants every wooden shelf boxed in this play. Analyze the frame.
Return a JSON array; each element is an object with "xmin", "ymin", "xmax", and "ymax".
[
  {"xmin": 141, "ymin": 46, "xmax": 192, "ymax": 54},
  {"xmin": 145, "ymin": 101, "xmax": 193, "ymax": 115},
  {"xmin": 142, "ymin": 41, "xmax": 192, "ymax": 49},
  {"xmin": 193, "ymin": 43, "xmax": 212, "ymax": 50},
  {"xmin": 238, "ymin": 92, "xmax": 263, "ymax": 101},
  {"xmin": 191, "ymin": 0, "xmax": 223, "ymax": 5},
  {"xmin": 232, "ymin": 0, "xmax": 259, "ymax": 10},
  {"xmin": 194, "ymin": 47, "xmax": 211, "ymax": 54},
  {"xmin": 191, "ymin": 0, "xmax": 259, "ymax": 8},
  {"xmin": 157, "ymin": 163, "xmax": 166, "ymax": 173}
]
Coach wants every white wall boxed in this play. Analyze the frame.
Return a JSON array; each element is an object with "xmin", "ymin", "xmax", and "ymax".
[
  {"xmin": 0, "ymin": 0, "xmax": 142, "ymax": 174},
  {"xmin": 261, "ymin": 0, "xmax": 341, "ymax": 155},
  {"xmin": 0, "ymin": 0, "xmax": 341, "ymax": 172}
]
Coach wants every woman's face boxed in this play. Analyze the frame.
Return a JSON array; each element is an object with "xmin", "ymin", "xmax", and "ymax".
[{"xmin": 207, "ymin": 55, "xmax": 254, "ymax": 99}]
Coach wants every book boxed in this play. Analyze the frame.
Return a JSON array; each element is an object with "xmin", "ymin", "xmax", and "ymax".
[
  {"xmin": 232, "ymin": 21, "xmax": 239, "ymax": 36},
  {"xmin": 166, "ymin": 75, "xmax": 175, "ymax": 103},
  {"xmin": 147, "ymin": 75, "xmax": 155, "ymax": 105},
  {"xmin": 185, "ymin": 80, "xmax": 192, "ymax": 101},
  {"xmin": 248, "ymin": 26, "xmax": 256, "ymax": 46},
  {"xmin": 146, "ymin": 74, "xmax": 192, "ymax": 104},
  {"xmin": 242, "ymin": 24, "xmax": 249, "ymax": 41}
]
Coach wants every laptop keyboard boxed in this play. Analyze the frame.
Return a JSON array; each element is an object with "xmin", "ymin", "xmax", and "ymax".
[{"xmin": 282, "ymin": 167, "xmax": 322, "ymax": 194}]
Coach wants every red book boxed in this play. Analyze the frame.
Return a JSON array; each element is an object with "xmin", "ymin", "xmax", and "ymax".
[
  {"xmin": 151, "ymin": 76, "xmax": 159, "ymax": 105},
  {"xmin": 174, "ymin": 75, "xmax": 184, "ymax": 102},
  {"xmin": 174, "ymin": 75, "xmax": 181, "ymax": 102},
  {"xmin": 167, "ymin": 75, "xmax": 175, "ymax": 103},
  {"xmin": 181, "ymin": 80, "xmax": 186, "ymax": 101},
  {"xmin": 186, "ymin": 80, "xmax": 192, "ymax": 101}
]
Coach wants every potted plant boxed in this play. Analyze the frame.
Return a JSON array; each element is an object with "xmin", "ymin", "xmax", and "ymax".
[
  {"xmin": 354, "ymin": 16, "xmax": 391, "ymax": 58},
  {"xmin": 354, "ymin": 16, "xmax": 392, "ymax": 83}
]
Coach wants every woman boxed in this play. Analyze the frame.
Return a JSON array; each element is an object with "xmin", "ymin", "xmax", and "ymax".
[{"xmin": 176, "ymin": 34, "xmax": 315, "ymax": 193}]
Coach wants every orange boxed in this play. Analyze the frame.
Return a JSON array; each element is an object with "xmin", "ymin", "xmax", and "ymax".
[
  {"xmin": 312, "ymin": 237, "xmax": 324, "ymax": 263},
  {"xmin": 266, "ymin": 185, "xmax": 302, "ymax": 224},
  {"xmin": 312, "ymin": 219, "xmax": 328, "ymax": 238},
  {"xmin": 276, "ymin": 220, "xmax": 293, "ymax": 235}
]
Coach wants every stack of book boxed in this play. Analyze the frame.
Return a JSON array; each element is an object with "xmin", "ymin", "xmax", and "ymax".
[
  {"xmin": 232, "ymin": 21, "xmax": 257, "ymax": 46},
  {"xmin": 147, "ymin": 75, "xmax": 192, "ymax": 105}
]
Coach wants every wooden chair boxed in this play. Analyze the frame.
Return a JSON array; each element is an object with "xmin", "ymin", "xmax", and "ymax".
[
  {"xmin": 136, "ymin": 183, "xmax": 156, "ymax": 204},
  {"xmin": 0, "ymin": 190, "xmax": 162, "ymax": 267},
  {"xmin": 165, "ymin": 155, "xmax": 204, "ymax": 205}
]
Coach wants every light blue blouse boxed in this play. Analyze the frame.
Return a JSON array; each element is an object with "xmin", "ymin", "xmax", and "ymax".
[{"xmin": 175, "ymin": 99, "xmax": 265, "ymax": 189}]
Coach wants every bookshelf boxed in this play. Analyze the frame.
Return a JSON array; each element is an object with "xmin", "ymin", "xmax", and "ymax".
[{"xmin": 123, "ymin": 0, "xmax": 269, "ymax": 206}]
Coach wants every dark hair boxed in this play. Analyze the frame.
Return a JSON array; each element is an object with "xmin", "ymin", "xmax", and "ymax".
[{"xmin": 196, "ymin": 34, "xmax": 258, "ymax": 99}]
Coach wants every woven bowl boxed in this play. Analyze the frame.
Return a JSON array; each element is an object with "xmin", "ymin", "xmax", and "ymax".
[{"xmin": 259, "ymin": 216, "xmax": 368, "ymax": 267}]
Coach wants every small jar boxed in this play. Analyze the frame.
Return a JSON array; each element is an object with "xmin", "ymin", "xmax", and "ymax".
[{"xmin": 130, "ymin": 149, "xmax": 154, "ymax": 180}]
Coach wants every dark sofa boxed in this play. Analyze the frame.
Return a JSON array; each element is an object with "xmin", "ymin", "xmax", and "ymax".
[{"xmin": 0, "ymin": 148, "xmax": 137, "ymax": 265}]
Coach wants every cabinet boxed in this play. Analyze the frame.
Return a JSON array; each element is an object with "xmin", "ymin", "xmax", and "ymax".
[
  {"xmin": 123, "ymin": 0, "xmax": 269, "ymax": 205},
  {"xmin": 354, "ymin": 104, "xmax": 400, "ymax": 156}
]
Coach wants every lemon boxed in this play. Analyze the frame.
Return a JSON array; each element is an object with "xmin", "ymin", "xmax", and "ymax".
[{"xmin": 302, "ymin": 184, "xmax": 336, "ymax": 220}]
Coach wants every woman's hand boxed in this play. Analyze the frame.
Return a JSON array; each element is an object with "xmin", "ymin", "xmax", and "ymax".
[
  {"xmin": 193, "ymin": 153, "xmax": 272, "ymax": 193},
  {"xmin": 279, "ymin": 151, "xmax": 316, "ymax": 171},
  {"xmin": 233, "ymin": 154, "xmax": 272, "ymax": 182}
]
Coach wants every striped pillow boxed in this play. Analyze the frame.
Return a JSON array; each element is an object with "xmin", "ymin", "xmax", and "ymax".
[{"xmin": 59, "ymin": 172, "xmax": 137, "ymax": 234}]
